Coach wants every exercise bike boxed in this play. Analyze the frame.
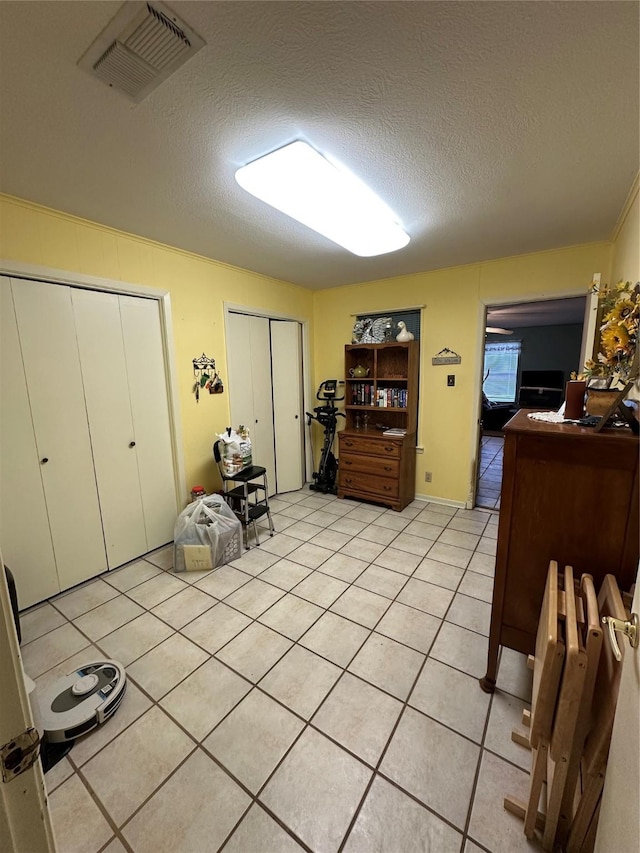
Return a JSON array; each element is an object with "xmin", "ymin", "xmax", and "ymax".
[{"xmin": 306, "ymin": 380, "xmax": 345, "ymax": 494}]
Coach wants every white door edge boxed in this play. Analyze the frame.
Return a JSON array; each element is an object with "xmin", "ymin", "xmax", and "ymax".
[
  {"xmin": 578, "ymin": 286, "xmax": 600, "ymax": 374},
  {"xmin": 469, "ymin": 304, "xmax": 489, "ymax": 508},
  {"xmin": 0, "ymin": 555, "xmax": 56, "ymax": 852},
  {"xmin": 594, "ymin": 562, "xmax": 640, "ymax": 852}
]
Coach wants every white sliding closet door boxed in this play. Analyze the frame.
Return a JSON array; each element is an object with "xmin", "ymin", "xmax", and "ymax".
[
  {"xmin": 226, "ymin": 311, "xmax": 256, "ymax": 439},
  {"xmin": 11, "ymin": 280, "xmax": 107, "ymax": 590},
  {"xmin": 120, "ymin": 295, "xmax": 176, "ymax": 550},
  {"xmin": 0, "ymin": 278, "xmax": 59, "ymax": 607},
  {"xmin": 72, "ymin": 289, "xmax": 147, "ymax": 568},
  {"xmin": 271, "ymin": 320, "xmax": 304, "ymax": 493},
  {"xmin": 249, "ymin": 316, "xmax": 277, "ymax": 494},
  {"xmin": 226, "ymin": 313, "xmax": 276, "ymax": 494}
]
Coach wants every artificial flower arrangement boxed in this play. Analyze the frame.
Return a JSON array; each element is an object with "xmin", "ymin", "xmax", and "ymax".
[{"xmin": 580, "ymin": 280, "xmax": 640, "ymax": 389}]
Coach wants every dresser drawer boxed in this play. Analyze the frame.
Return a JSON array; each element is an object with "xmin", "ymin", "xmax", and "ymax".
[
  {"xmin": 339, "ymin": 435, "xmax": 401, "ymax": 458},
  {"xmin": 340, "ymin": 453, "xmax": 400, "ymax": 478},
  {"xmin": 339, "ymin": 470, "xmax": 399, "ymax": 499}
]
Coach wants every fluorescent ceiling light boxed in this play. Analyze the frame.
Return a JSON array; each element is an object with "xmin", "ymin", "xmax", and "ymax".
[
  {"xmin": 486, "ymin": 327, "xmax": 514, "ymax": 335},
  {"xmin": 235, "ymin": 141, "xmax": 410, "ymax": 257}
]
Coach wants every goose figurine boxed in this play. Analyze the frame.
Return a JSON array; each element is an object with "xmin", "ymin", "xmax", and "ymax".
[{"xmin": 396, "ymin": 321, "xmax": 414, "ymax": 342}]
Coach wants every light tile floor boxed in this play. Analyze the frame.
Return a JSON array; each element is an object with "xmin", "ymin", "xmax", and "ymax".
[
  {"xmin": 477, "ymin": 435, "xmax": 503, "ymax": 510},
  {"xmin": 22, "ymin": 487, "xmax": 539, "ymax": 853}
]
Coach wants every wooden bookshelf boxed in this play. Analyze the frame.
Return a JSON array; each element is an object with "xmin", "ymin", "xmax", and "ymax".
[{"xmin": 339, "ymin": 342, "xmax": 419, "ymax": 510}]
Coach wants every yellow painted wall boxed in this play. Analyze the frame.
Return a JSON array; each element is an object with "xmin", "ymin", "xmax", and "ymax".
[
  {"xmin": 313, "ymin": 241, "xmax": 612, "ymax": 505},
  {"xmin": 1, "ymin": 193, "xmax": 616, "ymax": 507},
  {"xmin": 0, "ymin": 195, "xmax": 313, "ymax": 496},
  {"xmin": 611, "ymin": 182, "xmax": 639, "ymax": 282}
]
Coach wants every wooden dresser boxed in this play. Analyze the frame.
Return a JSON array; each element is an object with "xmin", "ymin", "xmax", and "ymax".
[
  {"xmin": 338, "ymin": 431, "xmax": 416, "ymax": 511},
  {"xmin": 481, "ymin": 409, "xmax": 639, "ymax": 692},
  {"xmin": 338, "ymin": 341, "xmax": 418, "ymax": 511}
]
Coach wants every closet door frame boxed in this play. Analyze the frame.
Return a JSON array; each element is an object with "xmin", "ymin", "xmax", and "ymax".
[
  {"xmin": 223, "ymin": 302, "xmax": 313, "ymax": 485},
  {"xmin": 0, "ymin": 260, "xmax": 186, "ymax": 509}
]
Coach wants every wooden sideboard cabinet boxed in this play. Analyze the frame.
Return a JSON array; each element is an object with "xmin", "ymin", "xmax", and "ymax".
[{"xmin": 480, "ymin": 409, "xmax": 639, "ymax": 692}]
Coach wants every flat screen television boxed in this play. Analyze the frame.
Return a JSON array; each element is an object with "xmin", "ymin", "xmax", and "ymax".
[
  {"xmin": 520, "ymin": 369, "xmax": 564, "ymax": 389},
  {"xmin": 518, "ymin": 386, "xmax": 564, "ymax": 408}
]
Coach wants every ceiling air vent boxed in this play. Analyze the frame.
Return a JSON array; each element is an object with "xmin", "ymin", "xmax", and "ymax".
[{"xmin": 78, "ymin": 1, "xmax": 205, "ymax": 102}]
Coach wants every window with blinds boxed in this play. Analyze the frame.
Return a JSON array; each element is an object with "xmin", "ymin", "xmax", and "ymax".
[{"xmin": 483, "ymin": 340, "xmax": 522, "ymax": 402}]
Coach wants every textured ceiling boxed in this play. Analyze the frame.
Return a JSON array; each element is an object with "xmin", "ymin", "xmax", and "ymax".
[{"xmin": 0, "ymin": 1, "xmax": 638, "ymax": 289}]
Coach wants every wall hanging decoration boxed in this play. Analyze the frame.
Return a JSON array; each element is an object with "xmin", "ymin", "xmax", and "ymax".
[
  {"xmin": 352, "ymin": 317, "xmax": 392, "ymax": 343},
  {"xmin": 432, "ymin": 347, "xmax": 462, "ymax": 365},
  {"xmin": 192, "ymin": 353, "xmax": 223, "ymax": 402}
]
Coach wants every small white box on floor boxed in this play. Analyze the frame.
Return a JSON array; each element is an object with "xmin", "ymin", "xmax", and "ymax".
[{"xmin": 182, "ymin": 545, "xmax": 214, "ymax": 571}]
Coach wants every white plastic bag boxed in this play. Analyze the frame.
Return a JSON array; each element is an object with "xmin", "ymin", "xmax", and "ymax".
[
  {"xmin": 217, "ymin": 427, "xmax": 252, "ymax": 476},
  {"xmin": 173, "ymin": 495, "xmax": 242, "ymax": 572}
]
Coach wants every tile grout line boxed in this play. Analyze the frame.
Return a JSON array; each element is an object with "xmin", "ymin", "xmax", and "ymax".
[
  {"xmin": 216, "ymin": 800, "xmax": 314, "ymax": 853},
  {"xmin": 460, "ymin": 687, "xmax": 499, "ymax": 849},
  {"xmin": 35, "ymin": 490, "xmax": 516, "ymax": 852},
  {"xmin": 117, "ymin": 510, "xmax": 477, "ymax": 848},
  {"xmin": 326, "ymin": 501, "xmax": 506, "ymax": 849},
  {"xmin": 67, "ymin": 754, "xmax": 138, "ymax": 853},
  {"xmin": 94, "ymin": 567, "xmax": 334, "ymax": 849},
  {"xmin": 32, "ymin": 540, "xmax": 494, "ymax": 703},
  {"xmin": 36, "ymin": 509, "xmax": 498, "ymax": 724},
  {"xmin": 335, "ymin": 555, "xmax": 472, "ymax": 851},
  {"xmin": 335, "ymin": 526, "xmax": 488, "ymax": 849}
]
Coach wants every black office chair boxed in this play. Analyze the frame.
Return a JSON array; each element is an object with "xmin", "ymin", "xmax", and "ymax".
[{"xmin": 213, "ymin": 440, "xmax": 275, "ymax": 549}]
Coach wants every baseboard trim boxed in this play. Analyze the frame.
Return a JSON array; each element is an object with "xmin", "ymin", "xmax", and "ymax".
[{"xmin": 413, "ymin": 493, "xmax": 466, "ymax": 509}]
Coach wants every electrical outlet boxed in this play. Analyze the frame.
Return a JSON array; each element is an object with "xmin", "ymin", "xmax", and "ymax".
[
  {"xmin": 447, "ymin": 375, "xmax": 455, "ymax": 387},
  {"xmin": 425, "ymin": 471, "xmax": 432, "ymax": 483}
]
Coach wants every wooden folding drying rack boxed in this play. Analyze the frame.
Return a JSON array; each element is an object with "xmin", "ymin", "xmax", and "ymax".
[{"xmin": 504, "ymin": 562, "xmax": 627, "ymax": 852}]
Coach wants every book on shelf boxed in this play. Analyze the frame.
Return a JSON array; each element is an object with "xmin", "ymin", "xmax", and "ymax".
[
  {"xmin": 351, "ymin": 382, "xmax": 374, "ymax": 405},
  {"xmin": 376, "ymin": 388, "xmax": 408, "ymax": 408},
  {"xmin": 382, "ymin": 427, "xmax": 407, "ymax": 436}
]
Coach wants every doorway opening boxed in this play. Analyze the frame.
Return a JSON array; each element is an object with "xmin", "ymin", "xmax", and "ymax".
[{"xmin": 475, "ymin": 295, "xmax": 587, "ymax": 509}]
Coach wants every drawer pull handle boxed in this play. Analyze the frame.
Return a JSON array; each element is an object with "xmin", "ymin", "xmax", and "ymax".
[
  {"xmin": 345, "ymin": 478, "xmax": 352, "ymax": 484},
  {"xmin": 384, "ymin": 446, "xmax": 394, "ymax": 453},
  {"xmin": 344, "ymin": 460, "xmax": 352, "ymax": 466},
  {"xmin": 383, "ymin": 485, "xmax": 391, "ymax": 491},
  {"xmin": 345, "ymin": 441, "xmax": 353, "ymax": 447},
  {"xmin": 384, "ymin": 466, "xmax": 392, "ymax": 471}
]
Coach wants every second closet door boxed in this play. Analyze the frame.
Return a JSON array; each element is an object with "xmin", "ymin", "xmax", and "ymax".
[
  {"xmin": 249, "ymin": 316, "xmax": 277, "ymax": 494},
  {"xmin": 120, "ymin": 295, "xmax": 176, "ymax": 550},
  {"xmin": 12, "ymin": 281, "xmax": 107, "ymax": 590},
  {"xmin": 271, "ymin": 320, "xmax": 304, "ymax": 493},
  {"xmin": 227, "ymin": 313, "xmax": 276, "ymax": 494},
  {"xmin": 72, "ymin": 289, "xmax": 147, "ymax": 568}
]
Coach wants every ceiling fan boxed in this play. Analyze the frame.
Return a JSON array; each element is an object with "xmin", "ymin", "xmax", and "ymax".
[{"xmin": 485, "ymin": 326, "xmax": 514, "ymax": 335}]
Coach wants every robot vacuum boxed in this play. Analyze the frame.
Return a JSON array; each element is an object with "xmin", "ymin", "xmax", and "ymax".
[{"xmin": 38, "ymin": 660, "xmax": 127, "ymax": 744}]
